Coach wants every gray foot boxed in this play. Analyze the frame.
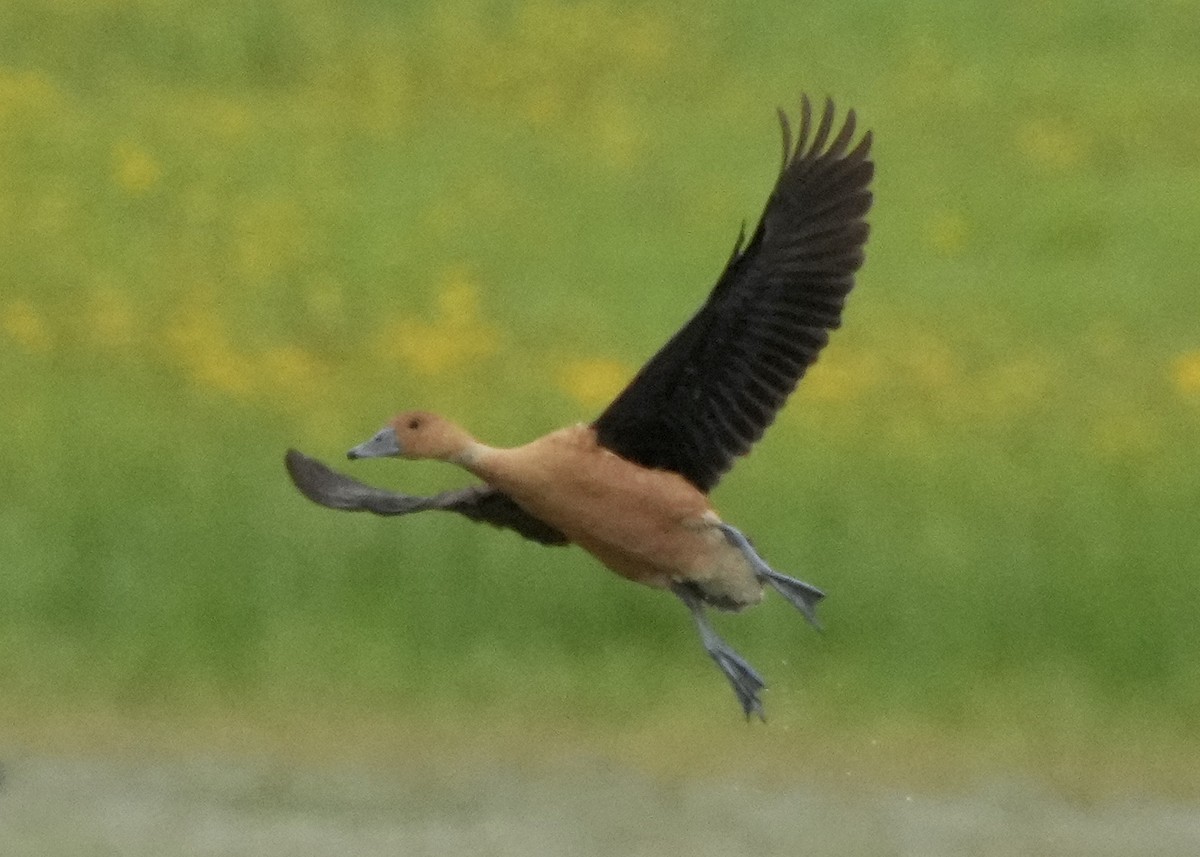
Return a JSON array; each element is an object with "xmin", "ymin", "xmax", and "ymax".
[
  {"xmin": 674, "ymin": 584, "xmax": 766, "ymax": 720},
  {"xmin": 717, "ymin": 523, "xmax": 825, "ymax": 629}
]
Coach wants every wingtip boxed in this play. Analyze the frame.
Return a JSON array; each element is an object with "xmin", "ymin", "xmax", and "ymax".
[
  {"xmin": 284, "ymin": 447, "xmax": 311, "ymax": 480},
  {"xmin": 284, "ymin": 448, "xmax": 332, "ymax": 505},
  {"xmin": 856, "ymin": 128, "xmax": 874, "ymax": 158},
  {"xmin": 776, "ymin": 107, "xmax": 793, "ymax": 174},
  {"xmin": 782, "ymin": 95, "xmax": 874, "ymax": 175}
]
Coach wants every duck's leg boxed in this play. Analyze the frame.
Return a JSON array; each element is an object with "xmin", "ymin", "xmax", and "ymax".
[
  {"xmin": 672, "ymin": 583, "xmax": 766, "ymax": 721},
  {"xmin": 717, "ymin": 523, "xmax": 825, "ymax": 629}
]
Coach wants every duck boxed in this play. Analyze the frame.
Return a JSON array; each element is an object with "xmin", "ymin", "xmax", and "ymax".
[{"xmin": 286, "ymin": 95, "xmax": 874, "ymax": 719}]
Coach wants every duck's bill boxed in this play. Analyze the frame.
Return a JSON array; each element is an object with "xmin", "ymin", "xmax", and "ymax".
[{"xmin": 347, "ymin": 427, "xmax": 402, "ymax": 460}]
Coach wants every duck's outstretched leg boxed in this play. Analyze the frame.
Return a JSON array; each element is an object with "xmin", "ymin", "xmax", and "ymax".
[
  {"xmin": 717, "ymin": 523, "xmax": 825, "ymax": 629},
  {"xmin": 673, "ymin": 583, "xmax": 766, "ymax": 721}
]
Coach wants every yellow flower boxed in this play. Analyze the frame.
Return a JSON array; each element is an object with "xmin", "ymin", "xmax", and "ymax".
[
  {"xmin": 113, "ymin": 142, "xmax": 162, "ymax": 195},
  {"xmin": 923, "ymin": 211, "xmax": 968, "ymax": 257},
  {"xmin": 556, "ymin": 357, "xmax": 632, "ymax": 410},
  {"xmin": 520, "ymin": 84, "xmax": 563, "ymax": 127},
  {"xmin": 1015, "ymin": 118, "xmax": 1085, "ymax": 171},
  {"xmin": 799, "ymin": 347, "xmax": 882, "ymax": 404},
  {"xmin": 165, "ymin": 309, "xmax": 253, "ymax": 398},
  {"xmin": 0, "ymin": 69, "xmax": 62, "ymax": 119},
  {"xmin": 1172, "ymin": 350, "xmax": 1200, "ymax": 395},
  {"xmin": 371, "ymin": 269, "xmax": 500, "ymax": 376},
  {"xmin": 2, "ymin": 300, "xmax": 54, "ymax": 353},
  {"xmin": 435, "ymin": 268, "xmax": 486, "ymax": 326},
  {"xmin": 592, "ymin": 96, "xmax": 641, "ymax": 170}
]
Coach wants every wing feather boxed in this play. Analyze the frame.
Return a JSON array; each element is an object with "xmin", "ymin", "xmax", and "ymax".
[
  {"xmin": 591, "ymin": 96, "xmax": 874, "ymax": 491},
  {"xmin": 284, "ymin": 449, "xmax": 569, "ymax": 546}
]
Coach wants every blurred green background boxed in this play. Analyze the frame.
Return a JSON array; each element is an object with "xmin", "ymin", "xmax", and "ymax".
[{"xmin": 1, "ymin": 0, "xmax": 1198, "ymax": 797}]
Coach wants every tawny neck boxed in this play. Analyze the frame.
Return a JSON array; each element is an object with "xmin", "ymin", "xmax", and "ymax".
[{"xmin": 450, "ymin": 441, "xmax": 497, "ymax": 474}]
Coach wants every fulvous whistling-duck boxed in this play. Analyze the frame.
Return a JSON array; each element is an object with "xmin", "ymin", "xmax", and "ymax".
[{"xmin": 286, "ymin": 95, "xmax": 874, "ymax": 718}]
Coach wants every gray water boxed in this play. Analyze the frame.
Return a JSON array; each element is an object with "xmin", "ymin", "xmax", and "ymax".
[{"xmin": 1, "ymin": 753, "xmax": 1198, "ymax": 856}]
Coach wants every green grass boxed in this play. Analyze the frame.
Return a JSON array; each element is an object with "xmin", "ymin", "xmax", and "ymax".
[{"xmin": 2, "ymin": 0, "xmax": 1199, "ymax": 783}]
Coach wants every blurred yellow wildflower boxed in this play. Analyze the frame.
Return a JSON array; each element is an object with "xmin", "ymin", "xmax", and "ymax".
[
  {"xmin": 619, "ymin": 8, "xmax": 673, "ymax": 68},
  {"xmin": 556, "ymin": 357, "xmax": 632, "ymax": 410},
  {"xmin": 1171, "ymin": 350, "xmax": 1200, "ymax": 395},
  {"xmin": 592, "ymin": 96, "xmax": 642, "ymax": 170},
  {"xmin": 423, "ymin": 0, "xmax": 673, "ymax": 131},
  {"xmin": 800, "ymin": 347, "xmax": 883, "ymax": 404},
  {"xmin": 183, "ymin": 93, "xmax": 253, "ymax": 140},
  {"xmin": 923, "ymin": 210, "xmax": 969, "ymax": 257},
  {"xmin": 370, "ymin": 268, "xmax": 500, "ymax": 375},
  {"xmin": 520, "ymin": 84, "xmax": 563, "ymax": 128},
  {"xmin": 0, "ymin": 68, "xmax": 62, "ymax": 118},
  {"xmin": 113, "ymin": 142, "xmax": 162, "ymax": 195},
  {"xmin": 163, "ymin": 298, "xmax": 332, "ymax": 411},
  {"xmin": 437, "ymin": 269, "xmax": 488, "ymax": 324},
  {"xmin": 1016, "ymin": 118, "xmax": 1085, "ymax": 171},
  {"xmin": 165, "ymin": 308, "xmax": 254, "ymax": 398},
  {"xmin": 2, "ymin": 299, "xmax": 54, "ymax": 353}
]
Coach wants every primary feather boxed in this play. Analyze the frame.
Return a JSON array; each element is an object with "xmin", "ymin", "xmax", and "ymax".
[
  {"xmin": 592, "ymin": 96, "xmax": 874, "ymax": 492},
  {"xmin": 285, "ymin": 449, "xmax": 569, "ymax": 546}
]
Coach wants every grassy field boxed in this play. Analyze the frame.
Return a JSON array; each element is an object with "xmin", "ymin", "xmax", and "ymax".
[{"xmin": 2, "ymin": 0, "xmax": 1199, "ymax": 791}]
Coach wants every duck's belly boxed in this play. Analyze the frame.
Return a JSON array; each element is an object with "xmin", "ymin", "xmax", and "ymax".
[
  {"xmin": 515, "ymin": 466, "xmax": 699, "ymax": 575},
  {"xmin": 487, "ymin": 441, "xmax": 762, "ymax": 606}
]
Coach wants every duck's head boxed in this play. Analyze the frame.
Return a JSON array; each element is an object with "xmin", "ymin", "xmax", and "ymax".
[{"xmin": 348, "ymin": 410, "xmax": 476, "ymax": 463}]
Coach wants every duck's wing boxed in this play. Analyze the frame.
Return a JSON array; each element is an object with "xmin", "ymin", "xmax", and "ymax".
[
  {"xmin": 591, "ymin": 96, "xmax": 873, "ymax": 492},
  {"xmin": 284, "ymin": 449, "xmax": 570, "ymax": 546}
]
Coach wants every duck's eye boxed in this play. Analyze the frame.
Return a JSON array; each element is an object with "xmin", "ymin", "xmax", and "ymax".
[{"xmin": 407, "ymin": 417, "xmax": 421, "ymax": 430}]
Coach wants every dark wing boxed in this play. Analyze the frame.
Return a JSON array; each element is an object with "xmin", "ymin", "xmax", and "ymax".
[
  {"xmin": 591, "ymin": 96, "xmax": 873, "ymax": 492},
  {"xmin": 284, "ymin": 449, "xmax": 569, "ymax": 546}
]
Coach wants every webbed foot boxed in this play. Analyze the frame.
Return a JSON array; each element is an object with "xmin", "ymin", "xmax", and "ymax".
[
  {"xmin": 674, "ymin": 583, "xmax": 767, "ymax": 720},
  {"xmin": 717, "ymin": 523, "xmax": 825, "ymax": 629}
]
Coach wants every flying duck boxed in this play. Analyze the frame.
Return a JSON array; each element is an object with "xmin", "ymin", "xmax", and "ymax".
[{"xmin": 286, "ymin": 95, "xmax": 874, "ymax": 718}]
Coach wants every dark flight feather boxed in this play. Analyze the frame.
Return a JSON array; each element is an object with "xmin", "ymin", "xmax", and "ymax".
[
  {"xmin": 285, "ymin": 449, "xmax": 569, "ymax": 546},
  {"xmin": 591, "ymin": 95, "xmax": 873, "ymax": 492}
]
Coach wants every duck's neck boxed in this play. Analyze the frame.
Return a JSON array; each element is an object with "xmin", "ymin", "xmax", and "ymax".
[{"xmin": 449, "ymin": 440, "xmax": 498, "ymax": 475}]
